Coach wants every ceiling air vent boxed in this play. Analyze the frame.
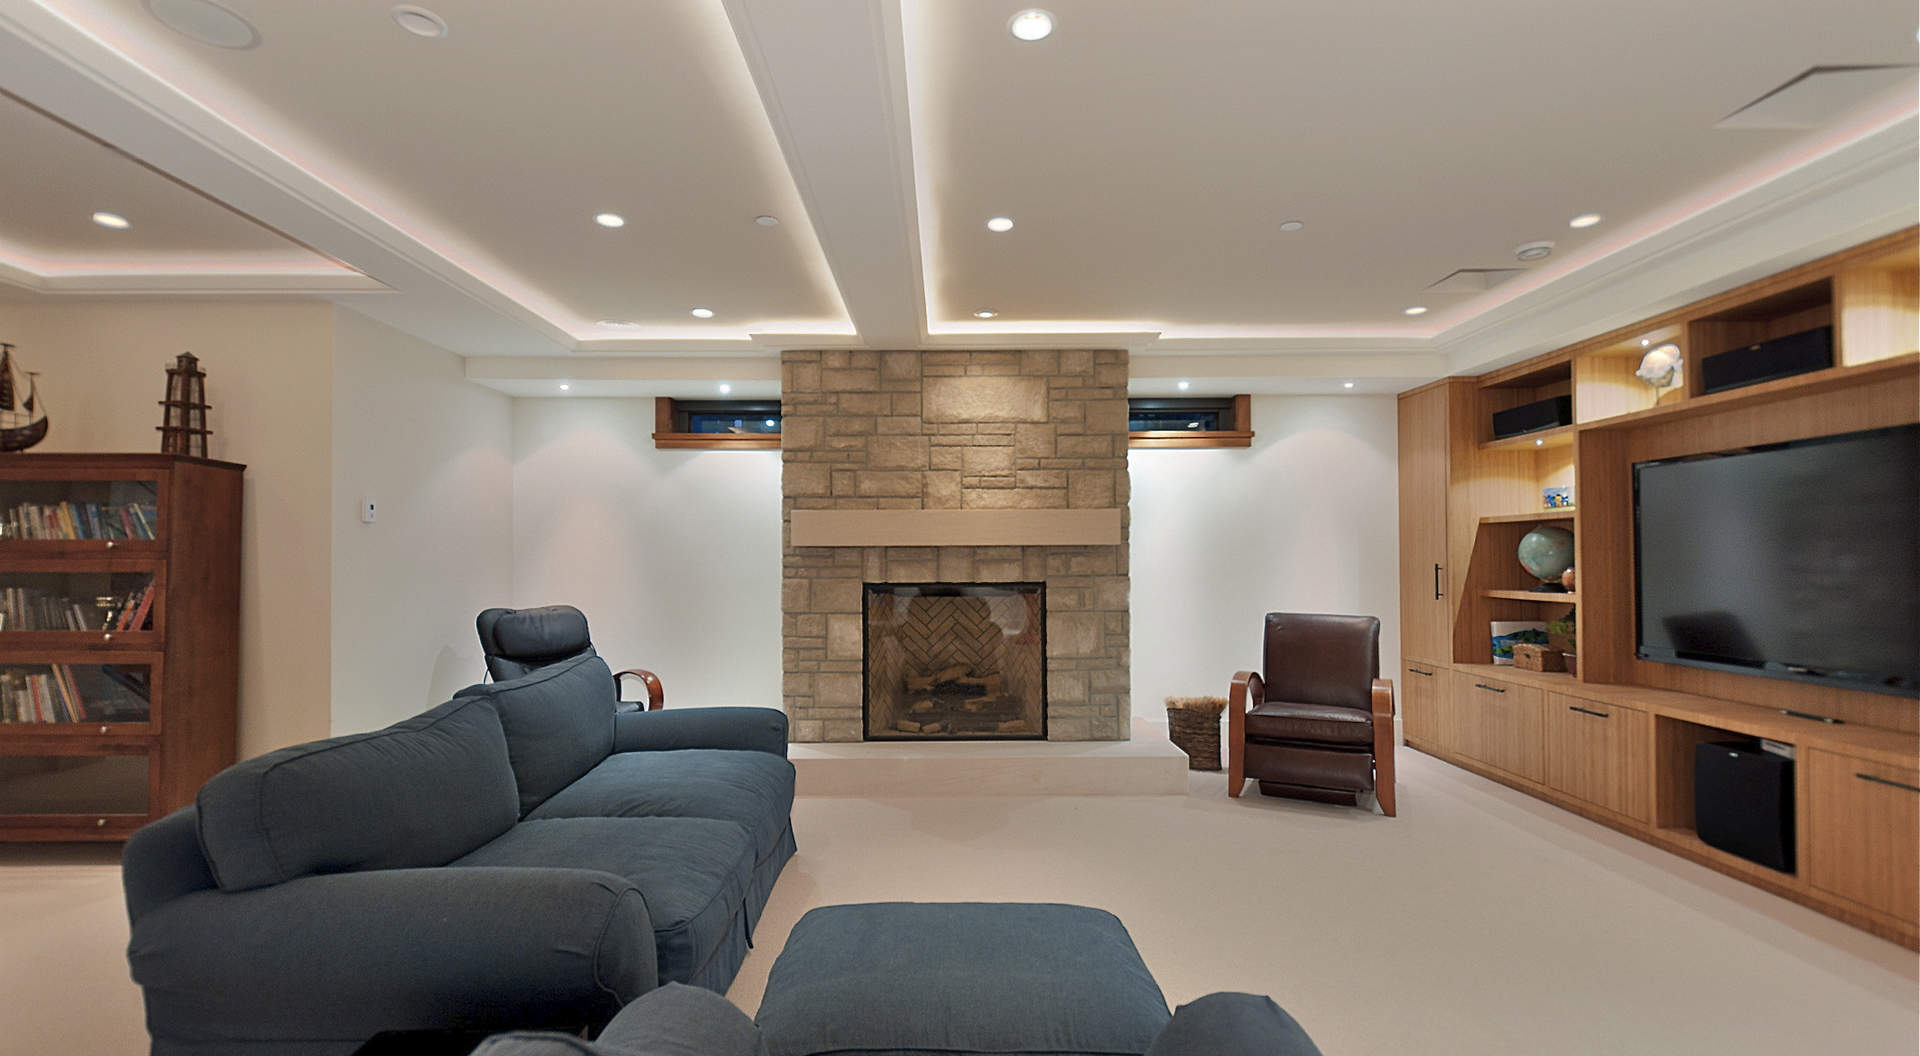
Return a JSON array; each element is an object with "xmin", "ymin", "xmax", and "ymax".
[
  {"xmin": 1425, "ymin": 268, "xmax": 1526, "ymax": 294},
  {"xmin": 1717, "ymin": 65, "xmax": 1916, "ymax": 130}
]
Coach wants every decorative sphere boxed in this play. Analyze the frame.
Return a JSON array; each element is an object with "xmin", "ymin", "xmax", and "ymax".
[{"xmin": 1517, "ymin": 526, "xmax": 1576, "ymax": 585}]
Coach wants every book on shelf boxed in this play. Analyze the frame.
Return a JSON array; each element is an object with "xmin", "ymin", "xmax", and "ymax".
[
  {"xmin": 0, "ymin": 664, "xmax": 150, "ymax": 724},
  {"xmin": 0, "ymin": 581, "xmax": 153, "ymax": 631},
  {"xmin": 2, "ymin": 500, "xmax": 158, "ymax": 541}
]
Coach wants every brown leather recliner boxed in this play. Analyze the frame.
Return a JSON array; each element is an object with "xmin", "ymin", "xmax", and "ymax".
[{"xmin": 1228, "ymin": 612, "xmax": 1396, "ymax": 816}]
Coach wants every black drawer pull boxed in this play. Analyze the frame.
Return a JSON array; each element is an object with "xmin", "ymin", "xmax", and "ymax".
[
  {"xmin": 1473, "ymin": 683, "xmax": 1506, "ymax": 694},
  {"xmin": 1433, "ymin": 563, "xmax": 1445, "ymax": 600},
  {"xmin": 1568, "ymin": 706, "xmax": 1609, "ymax": 718},
  {"xmin": 1856, "ymin": 773, "xmax": 1920, "ymax": 795},
  {"xmin": 1409, "ymin": 668, "xmax": 1434, "ymax": 677}
]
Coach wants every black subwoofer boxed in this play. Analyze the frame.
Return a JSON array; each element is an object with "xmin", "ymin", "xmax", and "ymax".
[
  {"xmin": 1490, "ymin": 395, "xmax": 1573, "ymax": 440},
  {"xmin": 1693, "ymin": 740, "xmax": 1794, "ymax": 873},
  {"xmin": 1699, "ymin": 325, "xmax": 1832, "ymax": 395}
]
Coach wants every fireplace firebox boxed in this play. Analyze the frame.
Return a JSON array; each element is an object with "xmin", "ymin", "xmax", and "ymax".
[{"xmin": 863, "ymin": 582, "xmax": 1046, "ymax": 740}]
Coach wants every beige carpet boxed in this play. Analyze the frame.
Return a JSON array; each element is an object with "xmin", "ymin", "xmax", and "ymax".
[{"xmin": 4, "ymin": 750, "xmax": 1914, "ymax": 1055}]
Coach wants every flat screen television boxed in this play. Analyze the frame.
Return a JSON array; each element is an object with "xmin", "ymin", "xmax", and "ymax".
[{"xmin": 1634, "ymin": 423, "xmax": 1920, "ymax": 699}]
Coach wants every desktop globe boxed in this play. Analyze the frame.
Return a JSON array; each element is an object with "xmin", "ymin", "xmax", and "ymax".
[{"xmin": 1517, "ymin": 525, "xmax": 1575, "ymax": 590}]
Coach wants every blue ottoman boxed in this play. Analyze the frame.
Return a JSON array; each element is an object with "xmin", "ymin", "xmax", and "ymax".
[{"xmin": 754, "ymin": 902, "xmax": 1172, "ymax": 1056}]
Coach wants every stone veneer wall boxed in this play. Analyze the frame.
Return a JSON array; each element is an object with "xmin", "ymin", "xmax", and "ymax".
[{"xmin": 781, "ymin": 349, "xmax": 1130, "ymax": 742}]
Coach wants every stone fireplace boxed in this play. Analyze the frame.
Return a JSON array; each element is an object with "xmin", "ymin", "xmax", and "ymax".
[
  {"xmin": 781, "ymin": 349, "xmax": 1130, "ymax": 742},
  {"xmin": 864, "ymin": 582, "xmax": 1045, "ymax": 739}
]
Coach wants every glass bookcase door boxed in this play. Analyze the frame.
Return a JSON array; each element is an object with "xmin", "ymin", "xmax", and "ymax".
[
  {"xmin": 0, "ymin": 568, "xmax": 158, "ymax": 635},
  {"xmin": 0, "ymin": 478, "xmax": 161, "ymax": 544},
  {"xmin": 0, "ymin": 753, "xmax": 149, "ymax": 816},
  {"xmin": 0, "ymin": 662, "xmax": 154, "ymax": 727}
]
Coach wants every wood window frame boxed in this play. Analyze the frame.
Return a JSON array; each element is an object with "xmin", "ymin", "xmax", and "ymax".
[
  {"xmin": 1127, "ymin": 394, "xmax": 1254, "ymax": 449},
  {"xmin": 651, "ymin": 398, "xmax": 782, "ymax": 450}
]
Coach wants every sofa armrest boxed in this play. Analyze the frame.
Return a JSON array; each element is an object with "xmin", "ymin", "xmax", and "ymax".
[
  {"xmin": 613, "ymin": 706, "xmax": 788, "ymax": 758},
  {"xmin": 474, "ymin": 983, "xmax": 767, "ymax": 1056},
  {"xmin": 122, "ymin": 805, "xmax": 215, "ymax": 924},
  {"xmin": 129, "ymin": 866, "xmax": 658, "ymax": 1048},
  {"xmin": 1146, "ymin": 993, "xmax": 1323, "ymax": 1056},
  {"xmin": 1226, "ymin": 670, "xmax": 1263, "ymax": 798}
]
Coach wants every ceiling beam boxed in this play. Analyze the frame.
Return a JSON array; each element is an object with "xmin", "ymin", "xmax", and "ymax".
[{"xmin": 721, "ymin": 0, "xmax": 925, "ymax": 346}]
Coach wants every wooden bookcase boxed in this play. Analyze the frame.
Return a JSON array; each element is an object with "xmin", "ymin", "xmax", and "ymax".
[
  {"xmin": 1397, "ymin": 227, "xmax": 1920, "ymax": 948},
  {"xmin": 0, "ymin": 454, "xmax": 243, "ymax": 841}
]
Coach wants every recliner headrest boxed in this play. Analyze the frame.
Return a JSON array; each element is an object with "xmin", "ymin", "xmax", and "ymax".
[{"xmin": 477, "ymin": 605, "xmax": 594, "ymax": 681}]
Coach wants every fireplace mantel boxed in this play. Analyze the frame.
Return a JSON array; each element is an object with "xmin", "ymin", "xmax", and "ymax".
[{"xmin": 788, "ymin": 509, "xmax": 1122, "ymax": 548}]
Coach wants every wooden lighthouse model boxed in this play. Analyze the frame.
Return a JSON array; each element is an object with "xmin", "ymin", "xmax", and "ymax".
[{"xmin": 157, "ymin": 352, "xmax": 212, "ymax": 458}]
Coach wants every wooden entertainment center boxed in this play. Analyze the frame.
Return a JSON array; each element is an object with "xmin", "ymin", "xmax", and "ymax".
[{"xmin": 1397, "ymin": 228, "xmax": 1920, "ymax": 948}]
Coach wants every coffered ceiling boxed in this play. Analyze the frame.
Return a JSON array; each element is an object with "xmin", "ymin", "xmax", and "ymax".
[{"xmin": 0, "ymin": 0, "xmax": 1913, "ymax": 385}]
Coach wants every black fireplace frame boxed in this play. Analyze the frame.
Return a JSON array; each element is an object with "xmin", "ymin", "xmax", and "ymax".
[{"xmin": 861, "ymin": 581, "xmax": 1047, "ymax": 741}]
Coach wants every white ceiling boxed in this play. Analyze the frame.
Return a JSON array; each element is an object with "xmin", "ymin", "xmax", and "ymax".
[
  {"xmin": 0, "ymin": 88, "xmax": 360, "ymax": 285},
  {"xmin": 0, "ymin": 0, "xmax": 1913, "ymax": 385}
]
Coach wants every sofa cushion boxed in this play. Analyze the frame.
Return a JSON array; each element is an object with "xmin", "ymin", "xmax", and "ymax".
[
  {"xmin": 195, "ymin": 697, "xmax": 518, "ymax": 892},
  {"xmin": 528, "ymin": 749, "xmax": 796, "ymax": 862},
  {"xmin": 1144, "ymin": 993, "xmax": 1323, "ymax": 1056},
  {"xmin": 755, "ymin": 902, "xmax": 1171, "ymax": 1056},
  {"xmin": 453, "ymin": 817, "xmax": 755, "ymax": 987},
  {"xmin": 457, "ymin": 652, "xmax": 618, "ymax": 816},
  {"xmin": 1244, "ymin": 701, "xmax": 1373, "ymax": 746}
]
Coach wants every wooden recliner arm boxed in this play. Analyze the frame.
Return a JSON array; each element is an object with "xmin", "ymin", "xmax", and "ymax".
[
  {"xmin": 1371, "ymin": 677, "xmax": 1397, "ymax": 817},
  {"xmin": 614, "ymin": 668, "xmax": 665, "ymax": 711},
  {"xmin": 1226, "ymin": 670, "xmax": 1263, "ymax": 798}
]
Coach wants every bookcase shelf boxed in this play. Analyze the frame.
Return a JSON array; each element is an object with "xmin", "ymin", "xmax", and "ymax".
[{"xmin": 0, "ymin": 454, "xmax": 242, "ymax": 842}]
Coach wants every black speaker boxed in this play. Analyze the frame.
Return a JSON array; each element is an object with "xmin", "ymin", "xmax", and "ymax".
[
  {"xmin": 1490, "ymin": 395, "xmax": 1572, "ymax": 440},
  {"xmin": 1700, "ymin": 325, "xmax": 1832, "ymax": 395},
  {"xmin": 1693, "ymin": 740, "xmax": 1794, "ymax": 873}
]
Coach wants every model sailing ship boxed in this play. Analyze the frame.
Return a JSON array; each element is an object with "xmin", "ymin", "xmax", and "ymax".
[{"xmin": 0, "ymin": 344, "xmax": 47, "ymax": 452}]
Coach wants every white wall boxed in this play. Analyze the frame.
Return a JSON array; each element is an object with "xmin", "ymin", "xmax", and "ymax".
[
  {"xmin": 329, "ymin": 309, "xmax": 514, "ymax": 734},
  {"xmin": 1128, "ymin": 395, "xmax": 1400, "ymax": 723},
  {"xmin": 511, "ymin": 398, "xmax": 783, "ymax": 709},
  {"xmin": 0, "ymin": 300, "xmax": 336, "ymax": 756}
]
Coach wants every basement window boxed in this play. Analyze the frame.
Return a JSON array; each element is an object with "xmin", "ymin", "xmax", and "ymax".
[
  {"xmin": 653, "ymin": 398, "xmax": 782, "ymax": 450},
  {"xmin": 1127, "ymin": 395, "xmax": 1253, "ymax": 449}
]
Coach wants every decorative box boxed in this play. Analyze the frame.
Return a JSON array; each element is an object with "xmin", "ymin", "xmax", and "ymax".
[{"xmin": 1513, "ymin": 642, "xmax": 1565, "ymax": 672}]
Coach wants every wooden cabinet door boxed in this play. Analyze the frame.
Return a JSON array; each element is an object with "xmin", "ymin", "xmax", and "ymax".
[
  {"xmin": 1807, "ymin": 749, "xmax": 1920, "ymax": 925},
  {"xmin": 1544, "ymin": 693, "xmax": 1650, "ymax": 822},
  {"xmin": 1450, "ymin": 671, "xmax": 1544, "ymax": 782},
  {"xmin": 1401, "ymin": 660, "xmax": 1448, "ymax": 749},
  {"xmin": 1397, "ymin": 387, "xmax": 1450, "ymax": 663}
]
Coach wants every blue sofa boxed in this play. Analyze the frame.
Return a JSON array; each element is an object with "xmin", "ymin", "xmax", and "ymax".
[{"xmin": 121, "ymin": 650, "xmax": 795, "ymax": 1056}]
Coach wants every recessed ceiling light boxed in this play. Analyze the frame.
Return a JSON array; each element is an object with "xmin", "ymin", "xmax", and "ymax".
[
  {"xmin": 144, "ymin": 0, "xmax": 259, "ymax": 49},
  {"xmin": 754, "ymin": 215, "xmax": 780, "ymax": 227},
  {"xmin": 558, "ymin": 383, "xmax": 570, "ymax": 391},
  {"xmin": 986, "ymin": 216, "xmax": 1014, "ymax": 233},
  {"xmin": 1343, "ymin": 381, "xmax": 1355, "ymax": 389},
  {"xmin": 1008, "ymin": 9, "xmax": 1055, "ymax": 41},
  {"xmin": 1278, "ymin": 220, "xmax": 1305, "ymax": 232},
  {"xmin": 718, "ymin": 383, "xmax": 732, "ymax": 395},
  {"xmin": 594, "ymin": 212, "xmax": 625, "ymax": 228},
  {"xmin": 391, "ymin": 5, "xmax": 448, "ymax": 39},
  {"xmin": 91, "ymin": 211, "xmax": 130, "ymax": 230},
  {"xmin": 1176, "ymin": 379, "xmax": 1190, "ymax": 391},
  {"xmin": 1641, "ymin": 338, "xmax": 1651, "ymax": 347},
  {"xmin": 1568, "ymin": 213, "xmax": 1602, "ymax": 229},
  {"xmin": 1514, "ymin": 240, "xmax": 1555, "ymax": 262},
  {"xmin": 1403, "ymin": 306, "xmax": 1428, "ymax": 316},
  {"xmin": 973, "ymin": 310, "xmax": 998, "ymax": 318},
  {"xmin": 690, "ymin": 307, "xmax": 714, "ymax": 319},
  {"xmin": 1534, "ymin": 438, "xmax": 1545, "ymax": 447}
]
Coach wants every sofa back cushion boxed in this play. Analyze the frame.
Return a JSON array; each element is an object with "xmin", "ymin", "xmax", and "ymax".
[
  {"xmin": 195, "ymin": 697, "xmax": 519, "ymax": 892},
  {"xmin": 456, "ymin": 652, "xmax": 618, "ymax": 816}
]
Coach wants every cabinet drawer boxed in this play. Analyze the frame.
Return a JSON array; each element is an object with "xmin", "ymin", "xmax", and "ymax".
[
  {"xmin": 1401, "ymin": 660, "xmax": 1448, "ymax": 748},
  {"xmin": 1807, "ymin": 749, "xmax": 1919, "ymax": 925},
  {"xmin": 1450, "ymin": 671, "xmax": 1544, "ymax": 782},
  {"xmin": 1544, "ymin": 694, "xmax": 1650, "ymax": 822}
]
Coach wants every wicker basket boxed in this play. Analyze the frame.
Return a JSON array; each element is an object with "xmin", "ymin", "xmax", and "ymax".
[
  {"xmin": 1165, "ymin": 696, "xmax": 1226, "ymax": 771},
  {"xmin": 1513, "ymin": 642, "xmax": 1565, "ymax": 672}
]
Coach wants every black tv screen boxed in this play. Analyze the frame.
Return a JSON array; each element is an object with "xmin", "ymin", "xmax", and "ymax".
[{"xmin": 1634, "ymin": 424, "xmax": 1920, "ymax": 698}]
